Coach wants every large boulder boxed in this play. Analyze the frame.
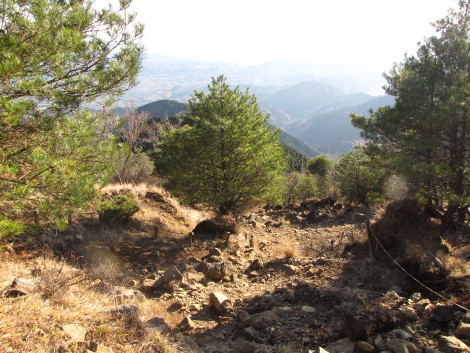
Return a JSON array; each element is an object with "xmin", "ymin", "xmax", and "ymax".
[{"xmin": 193, "ymin": 215, "xmax": 237, "ymax": 236}]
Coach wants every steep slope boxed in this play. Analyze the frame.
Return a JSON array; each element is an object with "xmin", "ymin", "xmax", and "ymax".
[{"xmin": 290, "ymin": 95, "xmax": 395, "ymax": 155}]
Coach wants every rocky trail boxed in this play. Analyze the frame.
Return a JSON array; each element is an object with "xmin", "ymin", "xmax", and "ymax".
[{"xmin": 3, "ymin": 187, "xmax": 470, "ymax": 353}]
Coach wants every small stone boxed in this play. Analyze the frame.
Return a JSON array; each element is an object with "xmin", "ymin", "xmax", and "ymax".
[
  {"xmin": 284, "ymin": 289, "xmax": 295, "ymax": 301},
  {"xmin": 413, "ymin": 299, "xmax": 431, "ymax": 313},
  {"xmin": 393, "ymin": 329, "xmax": 413, "ymax": 340},
  {"xmin": 432, "ymin": 305, "xmax": 457, "ymax": 322},
  {"xmin": 235, "ymin": 339, "xmax": 259, "ymax": 353},
  {"xmin": 316, "ymin": 348, "xmax": 330, "ymax": 353},
  {"xmin": 152, "ymin": 267, "xmax": 182, "ymax": 288},
  {"xmin": 387, "ymin": 338, "xmax": 418, "ymax": 353},
  {"xmin": 250, "ymin": 315, "xmax": 268, "ymax": 329},
  {"xmin": 248, "ymin": 258, "xmax": 264, "ymax": 270},
  {"xmin": 410, "ymin": 292, "xmax": 422, "ymax": 302},
  {"xmin": 374, "ymin": 335, "xmax": 387, "ymax": 351},
  {"xmin": 189, "ymin": 303, "xmax": 202, "ymax": 311},
  {"xmin": 179, "ymin": 316, "xmax": 195, "ymax": 330},
  {"xmin": 209, "ymin": 292, "xmax": 230, "ymax": 312},
  {"xmin": 242, "ymin": 327, "xmax": 262, "ymax": 342},
  {"xmin": 202, "ymin": 262, "xmax": 227, "ymax": 281},
  {"xmin": 6, "ymin": 277, "xmax": 38, "ymax": 297},
  {"xmin": 302, "ymin": 305, "xmax": 317, "ymax": 314},
  {"xmin": 400, "ymin": 307, "xmax": 419, "ymax": 321},
  {"xmin": 302, "ymin": 337, "xmax": 311, "ymax": 345},
  {"xmin": 209, "ymin": 247, "xmax": 223, "ymax": 256},
  {"xmin": 260, "ymin": 310, "xmax": 278, "ymax": 322},
  {"xmin": 438, "ymin": 335, "xmax": 469, "ymax": 353},
  {"xmin": 356, "ymin": 341, "xmax": 374, "ymax": 352},
  {"xmin": 455, "ymin": 322, "xmax": 470, "ymax": 339},
  {"xmin": 238, "ymin": 310, "xmax": 251, "ymax": 321},
  {"xmin": 327, "ymin": 338, "xmax": 355, "ymax": 353},
  {"xmin": 282, "ymin": 264, "xmax": 299, "ymax": 275},
  {"xmin": 62, "ymin": 324, "xmax": 87, "ymax": 342}
]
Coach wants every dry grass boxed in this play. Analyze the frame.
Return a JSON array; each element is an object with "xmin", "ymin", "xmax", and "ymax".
[
  {"xmin": 273, "ymin": 243, "xmax": 297, "ymax": 260},
  {"xmin": 0, "ymin": 253, "xmax": 177, "ymax": 353},
  {"xmin": 99, "ymin": 183, "xmax": 211, "ymax": 236}
]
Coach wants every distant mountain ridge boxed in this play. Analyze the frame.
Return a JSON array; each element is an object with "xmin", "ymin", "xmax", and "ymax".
[
  {"xmin": 134, "ymin": 99, "xmax": 318, "ymax": 157},
  {"xmin": 111, "ymin": 55, "xmax": 394, "ymax": 156},
  {"xmin": 137, "ymin": 99, "xmax": 187, "ymax": 119}
]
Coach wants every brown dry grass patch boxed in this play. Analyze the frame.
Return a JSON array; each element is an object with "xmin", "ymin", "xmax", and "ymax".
[{"xmin": 0, "ymin": 253, "xmax": 177, "ymax": 353}]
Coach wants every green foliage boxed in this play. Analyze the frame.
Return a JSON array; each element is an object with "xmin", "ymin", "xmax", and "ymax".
[
  {"xmin": 307, "ymin": 154, "xmax": 334, "ymax": 197},
  {"xmin": 284, "ymin": 145, "xmax": 308, "ymax": 172},
  {"xmin": 284, "ymin": 172, "xmax": 318, "ymax": 204},
  {"xmin": 335, "ymin": 147, "xmax": 386, "ymax": 205},
  {"xmin": 156, "ymin": 76, "xmax": 288, "ymax": 214},
  {"xmin": 351, "ymin": 2, "xmax": 469, "ymax": 221},
  {"xmin": 307, "ymin": 154, "xmax": 333, "ymax": 177},
  {"xmin": 114, "ymin": 147, "xmax": 154, "ymax": 184},
  {"xmin": 98, "ymin": 193, "xmax": 139, "ymax": 224},
  {"xmin": 0, "ymin": 0, "xmax": 143, "ymax": 233},
  {"xmin": 0, "ymin": 219, "xmax": 25, "ymax": 240}
]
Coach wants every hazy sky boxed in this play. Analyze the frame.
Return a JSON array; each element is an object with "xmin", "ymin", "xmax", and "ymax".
[{"xmin": 96, "ymin": 0, "xmax": 456, "ymax": 72}]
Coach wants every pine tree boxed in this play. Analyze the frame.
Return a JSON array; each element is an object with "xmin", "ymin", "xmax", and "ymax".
[
  {"xmin": 0, "ymin": 0, "xmax": 143, "ymax": 236},
  {"xmin": 351, "ymin": 1, "xmax": 469, "ymax": 226},
  {"xmin": 156, "ymin": 76, "xmax": 287, "ymax": 214}
]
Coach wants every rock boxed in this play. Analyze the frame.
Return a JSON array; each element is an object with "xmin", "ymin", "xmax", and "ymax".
[
  {"xmin": 438, "ymin": 335, "xmax": 469, "ymax": 353},
  {"xmin": 306, "ymin": 210, "xmax": 316, "ymax": 222},
  {"xmin": 260, "ymin": 310, "xmax": 278, "ymax": 323},
  {"xmin": 432, "ymin": 305, "xmax": 458, "ymax": 322},
  {"xmin": 400, "ymin": 307, "xmax": 419, "ymax": 321},
  {"xmin": 238, "ymin": 310, "xmax": 251, "ymax": 322},
  {"xmin": 282, "ymin": 264, "xmax": 299, "ymax": 276},
  {"xmin": 235, "ymin": 338, "xmax": 259, "ymax": 353},
  {"xmin": 189, "ymin": 303, "xmax": 202, "ymax": 312},
  {"xmin": 114, "ymin": 288, "xmax": 145, "ymax": 304},
  {"xmin": 284, "ymin": 212, "xmax": 298, "ymax": 223},
  {"xmin": 202, "ymin": 262, "xmax": 227, "ymax": 281},
  {"xmin": 316, "ymin": 348, "xmax": 330, "ymax": 353},
  {"xmin": 209, "ymin": 247, "xmax": 223, "ymax": 257},
  {"xmin": 387, "ymin": 338, "xmax": 418, "ymax": 353},
  {"xmin": 5, "ymin": 277, "xmax": 38, "ymax": 297},
  {"xmin": 410, "ymin": 292, "xmax": 422, "ymax": 302},
  {"xmin": 326, "ymin": 338, "xmax": 355, "ymax": 353},
  {"xmin": 302, "ymin": 305, "xmax": 317, "ymax": 314},
  {"xmin": 393, "ymin": 329, "xmax": 413, "ymax": 340},
  {"xmin": 413, "ymin": 299, "xmax": 431, "ymax": 313},
  {"xmin": 242, "ymin": 327, "xmax": 263, "ymax": 342},
  {"xmin": 179, "ymin": 316, "xmax": 196, "ymax": 330},
  {"xmin": 209, "ymin": 292, "xmax": 231, "ymax": 313},
  {"xmin": 248, "ymin": 258, "xmax": 263, "ymax": 271},
  {"xmin": 250, "ymin": 315, "xmax": 268, "ymax": 329},
  {"xmin": 455, "ymin": 322, "xmax": 470, "ymax": 339},
  {"xmin": 62, "ymin": 324, "xmax": 87, "ymax": 342},
  {"xmin": 356, "ymin": 340, "xmax": 374, "ymax": 352},
  {"xmin": 193, "ymin": 215, "xmax": 237, "ymax": 236},
  {"xmin": 152, "ymin": 267, "xmax": 182, "ymax": 289},
  {"xmin": 374, "ymin": 335, "xmax": 388, "ymax": 351}
]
